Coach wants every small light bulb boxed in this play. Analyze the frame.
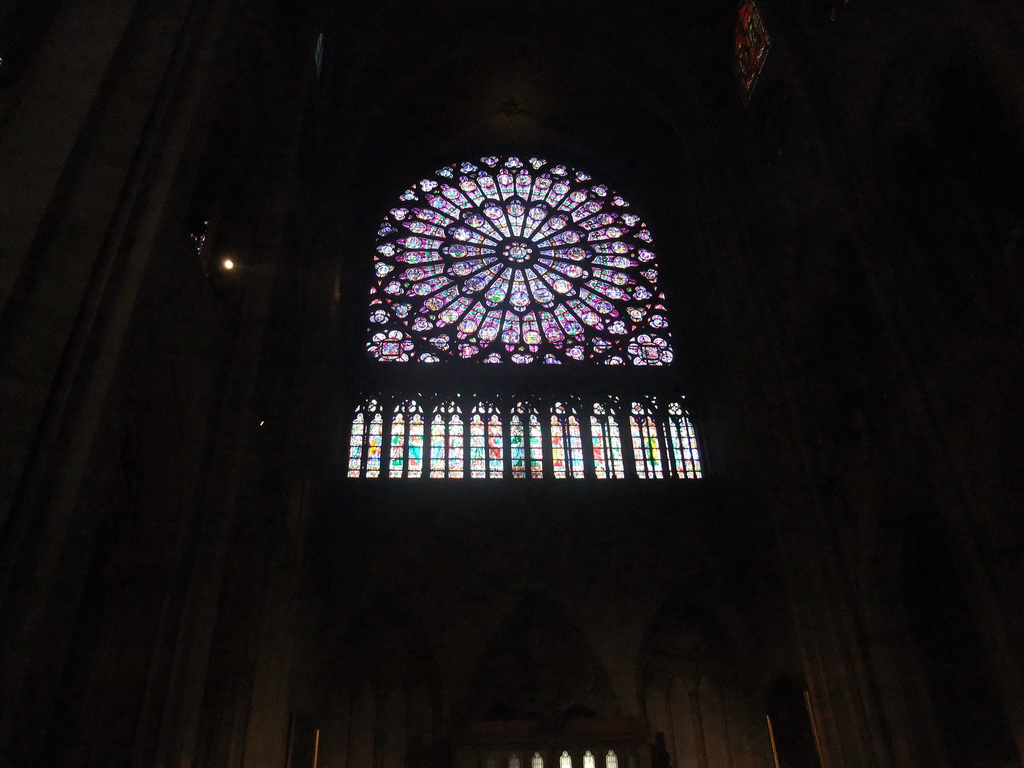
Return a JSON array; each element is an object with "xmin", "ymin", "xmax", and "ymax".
[
  {"xmin": 222, "ymin": 258, "xmax": 234, "ymax": 270},
  {"xmin": 259, "ymin": 420, "xmax": 265, "ymax": 426}
]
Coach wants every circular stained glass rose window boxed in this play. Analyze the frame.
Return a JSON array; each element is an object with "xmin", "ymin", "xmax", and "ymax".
[{"xmin": 367, "ymin": 156, "xmax": 674, "ymax": 365}]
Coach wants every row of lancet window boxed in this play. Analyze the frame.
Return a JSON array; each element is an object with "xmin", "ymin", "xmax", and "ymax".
[
  {"xmin": 347, "ymin": 396, "xmax": 701, "ymax": 479},
  {"xmin": 486, "ymin": 750, "xmax": 624, "ymax": 768}
]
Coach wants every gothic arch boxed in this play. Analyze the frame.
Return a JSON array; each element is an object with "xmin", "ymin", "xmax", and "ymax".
[
  {"xmin": 464, "ymin": 593, "xmax": 620, "ymax": 724},
  {"xmin": 639, "ymin": 593, "xmax": 772, "ymax": 768}
]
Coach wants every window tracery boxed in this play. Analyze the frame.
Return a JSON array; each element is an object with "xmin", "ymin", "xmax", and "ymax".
[
  {"xmin": 511, "ymin": 402, "xmax": 544, "ymax": 478},
  {"xmin": 388, "ymin": 400, "xmax": 424, "ymax": 477},
  {"xmin": 367, "ymin": 156, "xmax": 674, "ymax": 366},
  {"xmin": 429, "ymin": 401, "xmax": 464, "ymax": 478},
  {"xmin": 470, "ymin": 402, "xmax": 504, "ymax": 478},
  {"xmin": 351, "ymin": 156, "xmax": 703, "ymax": 481},
  {"xmin": 630, "ymin": 401, "xmax": 664, "ymax": 479},
  {"xmin": 346, "ymin": 395, "xmax": 701, "ymax": 480},
  {"xmin": 551, "ymin": 402, "xmax": 585, "ymax": 478},
  {"xmin": 666, "ymin": 402, "xmax": 702, "ymax": 479},
  {"xmin": 591, "ymin": 402, "xmax": 625, "ymax": 479},
  {"xmin": 348, "ymin": 398, "xmax": 384, "ymax": 477}
]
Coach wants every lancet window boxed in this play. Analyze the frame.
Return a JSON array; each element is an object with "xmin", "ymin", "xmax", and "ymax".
[
  {"xmin": 429, "ymin": 401, "xmax": 464, "ymax": 478},
  {"xmin": 348, "ymin": 398, "xmax": 384, "ymax": 477},
  {"xmin": 551, "ymin": 403, "xmax": 585, "ymax": 478},
  {"xmin": 591, "ymin": 401, "xmax": 625, "ymax": 479},
  {"xmin": 346, "ymin": 395, "xmax": 701, "ymax": 480},
  {"xmin": 389, "ymin": 400, "xmax": 424, "ymax": 477},
  {"xmin": 666, "ymin": 402, "xmax": 702, "ymax": 479},
  {"xmin": 511, "ymin": 402, "xmax": 544, "ymax": 478},
  {"xmin": 470, "ymin": 402, "xmax": 504, "ymax": 478},
  {"xmin": 630, "ymin": 401, "xmax": 664, "ymax": 479}
]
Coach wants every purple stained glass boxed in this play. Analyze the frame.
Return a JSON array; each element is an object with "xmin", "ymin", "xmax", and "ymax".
[{"xmin": 367, "ymin": 156, "xmax": 675, "ymax": 364}]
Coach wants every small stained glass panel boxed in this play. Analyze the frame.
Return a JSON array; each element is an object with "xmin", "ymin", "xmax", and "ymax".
[{"xmin": 735, "ymin": 0, "xmax": 770, "ymax": 101}]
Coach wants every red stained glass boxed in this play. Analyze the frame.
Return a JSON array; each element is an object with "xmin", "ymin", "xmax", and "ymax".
[{"xmin": 735, "ymin": 0, "xmax": 770, "ymax": 100}]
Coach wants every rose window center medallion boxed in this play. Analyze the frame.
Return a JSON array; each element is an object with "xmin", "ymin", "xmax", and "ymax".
[
  {"xmin": 367, "ymin": 156, "xmax": 675, "ymax": 365},
  {"xmin": 503, "ymin": 239, "xmax": 535, "ymax": 264}
]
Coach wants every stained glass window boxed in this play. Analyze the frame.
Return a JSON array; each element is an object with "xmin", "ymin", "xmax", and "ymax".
[
  {"xmin": 469, "ymin": 403, "xmax": 503, "ymax": 478},
  {"xmin": 532, "ymin": 753, "xmax": 543, "ymax": 768},
  {"xmin": 591, "ymin": 402, "xmax": 625, "ymax": 479},
  {"xmin": 348, "ymin": 398, "xmax": 384, "ymax": 477},
  {"xmin": 606, "ymin": 752, "xmax": 618, "ymax": 768},
  {"xmin": 630, "ymin": 401, "xmax": 664, "ymax": 479},
  {"xmin": 389, "ymin": 400, "xmax": 424, "ymax": 478},
  {"xmin": 510, "ymin": 755, "xmax": 522, "ymax": 768},
  {"xmin": 666, "ymin": 402, "xmax": 702, "ymax": 478},
  {"xmin": 734, "ymin": 0, "xmax": 770, "ymax": 101},
  {"xmin": 429, "ymin": 401, "xmax": 464, "ymax": 478},
  {"xmin": 560, "ymin": 752, "xmax": 572, "ymax": 768},
  {"xmin": 367, "ymin": 156, "xmax": 674, "ymax": 366},
  {"xmin": 551, "ymin": 402, "xmax": 585, "ymax": 478},
  {"xmin": 510, "ymin": 402, "xmax": 544, "ymax": 479},
  {"xmin": 348, "ymin": 395, "xmax": 700, "ymax": 479},
  {"xmin": 584, "ymin": 752, "xmax": 596, "ymax": 768}
]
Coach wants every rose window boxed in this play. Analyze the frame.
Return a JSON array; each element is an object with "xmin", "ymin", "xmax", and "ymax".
[{"xmin": 367, "ymin": 156, "xmax": 675, "ymax": 365}]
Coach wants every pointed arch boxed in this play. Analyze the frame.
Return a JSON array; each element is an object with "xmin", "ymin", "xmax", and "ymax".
[
  {"xmin": 429, "ymin": 400, "xmax": 464, "ymax": 478},
  {"xmin": 591, "ymin": 400, "xmax": 625, "ymax": 479},
  {"xmin": 551, "ymin": 402, "xmax": 584, "ymax": 478},
  {"xmin": 389, "ymin": 399, "xmax": 425, "ymax": 477},
  {"xmin": 469, "ymin": 402, "xmax": 503, "ymax": 478},
  {"xmin": 630, "ymin": 400, "xmax": 664, "ymax": 478},
  {"xmin": 665, "ymin": 401, "xmax": 701, "ymax": 479},
  {"xmin": 349, "ymin": 398, "xmax": 384, "ymax": 477},
  {"xmin": 511, "ymin": 401, "xmax": 544, "ymax": 478}
]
